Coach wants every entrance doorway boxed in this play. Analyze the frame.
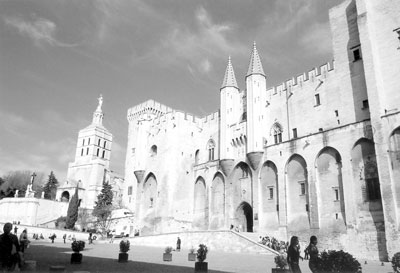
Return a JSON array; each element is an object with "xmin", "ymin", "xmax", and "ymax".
[{"xmin": 236, "ymin": 202, "xmax": 253, "ymax": 232}]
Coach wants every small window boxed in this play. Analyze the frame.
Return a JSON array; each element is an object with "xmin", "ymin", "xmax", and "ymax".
[
  {"xmin": 362, "ymin": 100, "xmax": 369, "ymax": 109},
  {"xmin": 150, "ymin": 145, "xmax": 157, "ymax": 156},
  {"xmin": 88, "ymin": 138, "xmax": 90, "ymax": 145},
  {"xmin": 335, "ymin": 110, "xmax": 339, "ymax": 117},
  {"xmin": 98, "ymin": 139, "xmax": 101, "ymax": 146},
  {"xmin": 96, "ymin": 148, "xmax": 99, "ymax": 156},
  {"xmin": 132, "ymin": 148, "xmax": 136, "ymax": 155},
  {"xmin": 353, "ymin": 48, "xmax": 361, "ymax": 61},
  {"xmin": 81, "ymin": 149, "xmax": 84, "ymax": 156},
  {"xmin": 292, "ymin": 128, "xmax": 298, "ymax": 139},
  {"xmin": 269, "ymin": 187, "xmax": 274, "ymax": 199},
  {"xmin": 103, "ymin": 141, "xmax": 106, "ymax": 148},
  {"xmin": 102, "ymin": 150, "xmax": 105, "ymax": 158},
  {"xmin": 128, "ymin": 186, "xmax": 132, "ymax": 195},
  {"xmin": 314, "ymin": 94, "xmax": 321, "ymax": 106},
  {"xmin": 334, "ymin": 188, "xmax": 339, "ymax": 201},
  {"xmin": 86, "ymin": 147, "xmax": 89, "ymax": 155},
  {"xmin": 82, "ymin": 139, "xmax": 85, "ymax": 146},
  {"xmin": 300, "ymin": 182, "xmax": 306, "ymax": 195}
]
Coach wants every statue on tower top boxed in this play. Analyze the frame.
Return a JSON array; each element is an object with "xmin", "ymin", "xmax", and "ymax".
[{"xmin": 96, "ymin": 94, "xmax": 103, "ymax": 112}]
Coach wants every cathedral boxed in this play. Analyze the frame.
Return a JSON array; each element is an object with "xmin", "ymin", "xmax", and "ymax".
[{"xmin": 122, "ymin": 0, "xmax": 400, "ymax": 261}]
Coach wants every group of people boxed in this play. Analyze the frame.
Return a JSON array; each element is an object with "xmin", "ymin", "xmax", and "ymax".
[
  {"xmin": 286, "ymin": 235, "xmax": 319, "ymax": 273},
  {"xmin": 259, "ymin": 235, "xmax": 289, "ymax": 252},
  {"xmin": 0, "ymin": 223, "xmax": 30, "ymax": 271}
]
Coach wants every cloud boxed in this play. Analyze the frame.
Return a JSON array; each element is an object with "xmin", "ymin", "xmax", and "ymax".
[
  {"xmin": 4, "ymin": 15, "xmax": 77, "ymax": 47},
  {"xmin": 156, "ymin": 6, "xmax": 246, "ymax": 74},
  {"xmin": 299, "ymin": 22, "xmax": 332, "ymax": 56}
]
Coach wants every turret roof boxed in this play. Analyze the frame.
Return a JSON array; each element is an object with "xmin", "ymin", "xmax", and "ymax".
[
  {"xmin": 246, "ymin": 41, "xmax": 265, "ymax": 77},
  {"xmin": 221, "ymin": 56, "xmax": 238, "ymax": 89}
]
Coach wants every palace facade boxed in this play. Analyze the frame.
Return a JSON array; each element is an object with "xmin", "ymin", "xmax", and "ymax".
[{"xmin": 123, "ymin": 0, "xmax": 400, "ymax": 260}]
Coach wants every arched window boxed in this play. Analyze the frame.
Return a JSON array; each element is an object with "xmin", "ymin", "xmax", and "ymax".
[
  {"xmin": 195, "ymin": 149, "xmax": 200, "ymax": 165},
  {"xmin": 150, "ymin": 145, "xmax": 157, "ymax": 156},
  {"xmin": 207, "ymin": 140, "xmax": 215, "ymax": 161},
  {"xmin": 271, "ymin": 122, "xmax": 283, "ymax": 144}
]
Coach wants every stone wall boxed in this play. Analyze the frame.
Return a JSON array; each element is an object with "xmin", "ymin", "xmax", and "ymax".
[{"xmin": 0, "ymin": 198, "xmax": 68, "ymax": 226}]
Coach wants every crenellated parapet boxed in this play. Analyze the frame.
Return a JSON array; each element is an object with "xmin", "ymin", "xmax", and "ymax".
[{"xmin": 266, "ymin": 60, "xmax": 335, "ymax": 97}]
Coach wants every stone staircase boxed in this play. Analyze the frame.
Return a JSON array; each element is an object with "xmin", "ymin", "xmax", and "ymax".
[{"xmin": 130, "ymin": 230, "xmax": 279, "ymax": 255}]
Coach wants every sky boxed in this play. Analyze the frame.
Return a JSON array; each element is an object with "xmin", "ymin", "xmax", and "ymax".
[{"xmin": 0, "ymin": 0, "xmax": 340, "ymax": 182}]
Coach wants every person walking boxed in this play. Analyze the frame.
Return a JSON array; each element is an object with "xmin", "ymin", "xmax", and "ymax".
[
  {"xmin": 176, "ymin": 237, "xmax": 181, "ymax": 252},
  {"xmin": 19, "ymin": 229, "xmax": 29, "ymax": 253},
  {"xmin": 287, "ymin": 236, "xmax": 303, "ymax": 273},
  {"xmin": 307, "ymin": 236, "xmax": 319, "ymax": 273},
  {"xmin": 63, "ymin": 234, "xmax": 66, "ymax": 244},
  {"xmin": 0, "ymin": 222, "xmax": 21, "ymax": 271}
]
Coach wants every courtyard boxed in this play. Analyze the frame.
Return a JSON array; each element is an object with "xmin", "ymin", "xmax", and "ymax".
[{"xmin": 22, "ymin": 240, "xmax": 392, "ymax": 273}]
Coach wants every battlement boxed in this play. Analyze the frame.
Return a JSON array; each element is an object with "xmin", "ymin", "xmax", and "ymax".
[
  {"xmin": 267, "ymin": 60, "xmax": 335, "ymax": 95},
  {"xmin": 127, "ymin": 100, "xmax": 173, "ymax": 121},
  {"xmin": 128, "ymin": 99, "xmax": 219, "ymax": 128}
]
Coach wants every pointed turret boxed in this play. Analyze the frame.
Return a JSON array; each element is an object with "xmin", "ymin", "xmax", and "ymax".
[
  {"xmin": 246, "ymin": 41, "xmax": 265, "ymax": 77},
  {"xmin": 221, "ymin": 56, "xmax": 238, "ymax": 90},
  {"xmin": 92, "ymin": 94, "xmax": 104, "ymax": 125}
]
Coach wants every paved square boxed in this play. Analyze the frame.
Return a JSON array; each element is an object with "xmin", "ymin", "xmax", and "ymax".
[{"xmin": 21, "ymin": 241, "xmax": 392, "ymax": 273}]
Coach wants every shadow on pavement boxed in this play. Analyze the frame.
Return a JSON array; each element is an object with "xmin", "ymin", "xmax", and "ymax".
[{"xmin": 24, "ymin": 244, "xmax": 230, "ymax": 273}]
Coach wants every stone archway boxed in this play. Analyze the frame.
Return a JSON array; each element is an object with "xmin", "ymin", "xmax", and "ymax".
[
  {"xmin": 315, "ymin": 147, "xmax": 346, "ymax": 230},
  {"xmin": 140, "ymin": 173, "xmax": 158, "ymax": 234},
  {"xmin": 286, "ymin": 154, "xmax": 310, "ymax": 232},
  {"xmin": 61, "ymin": 191, "xmax": 70, "ymax": 202},
  {"xmin": 259, "ymin": 161, "xmax": 279, "ymax": 231},
  {"xmin": 209, "ymin": 173, "xmax": 225, "ymax": 230},
  {"xmin": 193, "ymin": 177, "xmax": 208, "ymax": 230},
  {"xmin": 236, "ymin": 202, "xmax": 253, "ymax": 232}
]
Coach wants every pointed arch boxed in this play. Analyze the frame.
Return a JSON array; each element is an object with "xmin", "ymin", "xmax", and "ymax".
[
  {"xmin": 206, "ymin": 139, "xmax": 216, "ymax": 161},
  {"xmin": 285, "ymin": 154, "xmax": 310, "ymax": 232},
  {"xmin": 209, "ymin": 172, "xmax": 225, "ymax": 230},
  {"xmin": 315, "ymin": 147, "xmax": 346, "ymax": 229},
  {"xmin": 193, "ymin": 176, "xmax": 208, "ymax": 230},
  {"xmin": 259, "ymin": 160, "xmax": 279, "ymax": 230},
  {"xmin": 270, "ymin": 122, "xmax": 283, "ymax": 144}
]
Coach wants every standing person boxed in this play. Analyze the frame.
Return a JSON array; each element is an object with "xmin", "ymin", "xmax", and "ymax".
[
  {"xmin": 109, "ymin": 231, "xmax": 114, "ymax": 244},
  {"xmin": 287, "ymin": 236, "xmax": 303, "ymax": 273},
  {"xmin": 19, "ymin": 229, "xmax": 29, "ymax": 253},
  {"xmin": 307, "ymin": 236, "xmax": 319, "ymax": 273},
  {"xmin": 0, "ymin": 222, "xmax": 21, "ymax": 271},
  {"xmin": 176, "ymin": 237, "xmax": 181, "ymax": 252},
  {"xmin": 50, "ymin": 234, "xmax": 56, "ymax": 243},
  {"xmin": 63, "ymin": 234, "xmax": 66, "ymax": 244},
  {"xmin": 88, "ymin": 233, "xmax": 93, "ymax": 244},
  {"xmin": 13, "ymin": 226, "xmax": 18, "ymax": 235}
]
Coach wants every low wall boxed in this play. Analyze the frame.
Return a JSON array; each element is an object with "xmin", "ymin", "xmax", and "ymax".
[
  {"xmin": 131, "ymin": 230, "xmax": 277, "ymax": 255},
  {"xmin": 0, "ymin": 197, "xmax": 68, "ymax": 226},
  {"xmin": 0, "ymin": 222, "xmax": 90, "ymax": 242}
]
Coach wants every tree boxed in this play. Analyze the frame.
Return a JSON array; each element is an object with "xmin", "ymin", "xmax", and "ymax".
[
  {"xmin": 0, "ymin": 170, "xmax": 45, "ymax": 198},
  {"xmin": 43, "ymin": 171, "xmax": 59, "ymax": 200},
  {"xmin": 92, "ymin": 181, "xmax": 114, "ymax": 235},
  {"xmin": 66, "ymin": 186, "xmax": 79, "ymax": 229}
]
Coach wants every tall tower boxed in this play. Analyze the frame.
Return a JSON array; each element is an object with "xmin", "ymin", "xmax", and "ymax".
[
  {"xmin": 246, "ymin": 42, "xmax": 266, "ymax": 168},
  {"xmin": 220, "ymin": 56, "xmax": 239, "ymax": 160},
  {"xmin": 56, "ymin": 95, "xmax": 113, "ymax": 209}
]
